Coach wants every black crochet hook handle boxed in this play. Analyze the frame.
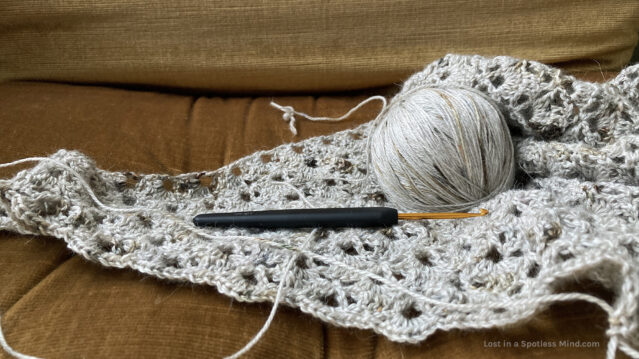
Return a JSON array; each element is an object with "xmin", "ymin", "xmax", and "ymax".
[{"xmin": 193, "ymin": 207, "xmax": 398, "ymax": 229}]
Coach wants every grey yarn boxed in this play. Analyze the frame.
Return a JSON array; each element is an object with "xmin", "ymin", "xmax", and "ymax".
[
  {"xmin": 2, "ymin": 54, "xmax": 639, "ymax": 358},
  {"xmin": 370, "ymin": 86, "xmax": 515, "ymax": 212}
]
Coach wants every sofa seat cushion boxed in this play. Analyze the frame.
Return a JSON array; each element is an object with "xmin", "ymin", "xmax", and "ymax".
[{"xmin": 0, "ymin": 77, "xmax": 619, "ymax": 358}]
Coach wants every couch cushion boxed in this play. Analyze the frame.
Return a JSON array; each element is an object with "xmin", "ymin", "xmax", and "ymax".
[
  {"xmin": 0, "ymin": 78, "xmax": 618, "ymax": 358},
  {"xmin": 0, "ymin": 1, "xmax": 637, "ymax": 92}
]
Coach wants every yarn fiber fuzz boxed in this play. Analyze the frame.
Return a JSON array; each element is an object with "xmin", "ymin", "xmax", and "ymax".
[
  {"xmin": 2, "ymin": 54, "xmax": 639, "ymax": 354},
  {"xmin": 370, "ymin": 86, "xmax": 516, "ymax": 212}
]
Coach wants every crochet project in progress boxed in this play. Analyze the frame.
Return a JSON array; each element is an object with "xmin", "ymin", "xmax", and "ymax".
[{"xmin": 2, "ymin": 54, "xmax": 639, "ymax": 357}]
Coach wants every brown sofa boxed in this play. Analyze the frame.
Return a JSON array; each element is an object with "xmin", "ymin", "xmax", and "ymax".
[{"xmin": 1, "ymin": 1, "xmax": 639, "ymax": 358}]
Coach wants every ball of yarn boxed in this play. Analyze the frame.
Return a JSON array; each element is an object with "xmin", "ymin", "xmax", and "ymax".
[{"xmin": 370, "ymin": 87, "xmax": 515, "ymax": 212}]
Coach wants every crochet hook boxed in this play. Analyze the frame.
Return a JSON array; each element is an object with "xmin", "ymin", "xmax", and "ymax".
[{"xmin": 192, "ymin": 207, "xmax": 488, "ymax": 229}]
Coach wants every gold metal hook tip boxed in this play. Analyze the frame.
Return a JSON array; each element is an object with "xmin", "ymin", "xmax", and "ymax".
[{"xmin": 398, "ymin": 208, "xmax": 489, "ymax": 220}]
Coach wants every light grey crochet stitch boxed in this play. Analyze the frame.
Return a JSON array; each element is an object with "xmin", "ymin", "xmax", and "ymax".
[{"xmin": 2, "ymin": 54, "xmax": 639, "ymax": 357}]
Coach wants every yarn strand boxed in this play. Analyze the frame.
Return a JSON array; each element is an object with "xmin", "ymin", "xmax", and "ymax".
[
  {"xmin": 270, "ymin": 96, "xmax": 387, "ymax": 136},
  {"xmin": 0, "ymin": 157, "xmax": 139, "ymax": 214},
  {"xmin": 223, "ymin": 231, "xmax": 314, "ymax": 359},
  {"xmin": 0, "ymin": 314, "xmax": 42, "ymax": 359},
  {"xmin": 271, "ymin": 95, "xmax": 390, "ymax": 189}
]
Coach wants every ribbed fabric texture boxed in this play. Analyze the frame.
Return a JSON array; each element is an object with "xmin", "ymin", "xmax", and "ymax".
[{"xmin": 1, "ymin": 0, "xmax": 638, "ymax": 92}]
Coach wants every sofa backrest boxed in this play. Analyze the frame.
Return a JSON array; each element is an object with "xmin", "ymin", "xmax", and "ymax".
[{"xmin": 1, "ymin": 0, "xmax": 638, "ymax": 93}]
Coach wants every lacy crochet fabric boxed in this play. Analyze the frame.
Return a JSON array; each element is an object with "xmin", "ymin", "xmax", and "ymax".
[{"xmin": 2, "ymin": 54, "xmax": 639, "ymax": 353}]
